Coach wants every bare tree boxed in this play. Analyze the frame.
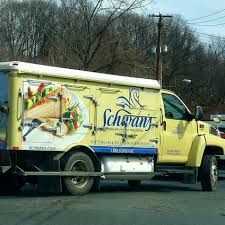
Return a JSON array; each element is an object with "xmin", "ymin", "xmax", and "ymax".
[
  {"xmin": 0, "ymin": 0, "xmax": 57, "ymax": 62},
  {"xmin": 57, "ymin": 0, "xmax": 151, "ymax": 70},
  {"xmin": 1, "ymin": 0, "xmax": 225, "ymax": 117}
]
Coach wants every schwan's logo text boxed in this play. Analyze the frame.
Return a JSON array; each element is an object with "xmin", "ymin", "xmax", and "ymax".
[{"xmin": 103, "ymin": 88, "xmax": 153, "ymax": 131}]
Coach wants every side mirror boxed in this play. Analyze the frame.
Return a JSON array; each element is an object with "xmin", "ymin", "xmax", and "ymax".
[
  {"xmin": 186, "ymin": 112, "xmax": 195, "ymax": 121},
  {"xmin": 195, "ymin": 106, "xmax": 203, "ymax": 121}
]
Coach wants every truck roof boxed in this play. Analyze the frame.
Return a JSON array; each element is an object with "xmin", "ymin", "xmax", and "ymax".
[{"xmin": 0, "ymin": 61, "xmax": 160, "ymax": 89}]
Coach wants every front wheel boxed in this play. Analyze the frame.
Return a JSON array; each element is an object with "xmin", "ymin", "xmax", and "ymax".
[
  {"xmin": 199, "ymin": 155, "xmax": 218, "ymax": 191},
  {"xmin": 63, "ymin": 152, "xmax": 94, "ymax": 195}
]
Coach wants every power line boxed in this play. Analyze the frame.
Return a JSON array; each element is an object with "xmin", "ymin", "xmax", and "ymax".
[
  {"xmin": 188, "ymin": 15, "xmax": 225, "ymax": 25},
  {"xmin": 200, "ymin": 41, "xmax": 211, "ymax": 46},
  {"xmin": 195, "ymin": 32, "xmax": 225, "ymax": 41},
  {"xmin": 190, "ymin": 21, "xmax": 225, "ymax": 26},
  {"xmin": 187, "ymin": 8, "xmax": 225, "ymax": 21}
]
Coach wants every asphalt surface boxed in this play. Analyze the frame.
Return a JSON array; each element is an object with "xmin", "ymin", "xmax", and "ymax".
[{"xmin": 0, "ymin": 180, "xmax": 225, "ymax": 225}]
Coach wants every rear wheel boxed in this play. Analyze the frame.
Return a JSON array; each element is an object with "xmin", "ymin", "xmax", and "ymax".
[
  {"xmin": 63, "ymin": 152, "xmax": 94, "ymax": 195},
  {"xmin": 199, "ymin": 155, "xmax": 218, "ymax": 191}
]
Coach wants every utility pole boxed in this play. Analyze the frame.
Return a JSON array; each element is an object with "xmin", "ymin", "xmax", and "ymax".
[{"xmin": 150, "ymin": 14, "xmax": 172, "ymax": 86}]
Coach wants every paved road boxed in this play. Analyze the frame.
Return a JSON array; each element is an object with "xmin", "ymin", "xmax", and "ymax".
[{"xmin": 0, "ymin": 180, "xmax": 225, "ymax": 225}]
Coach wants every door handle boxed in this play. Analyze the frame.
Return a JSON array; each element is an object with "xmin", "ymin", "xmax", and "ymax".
[
  {"xmin": 99, "ymin": 88, "xmax": 120, "ymax": 93},
  {"xmin": 64, "ymin": 84, "xmax": 87, "ymax": 90},
  {"xmin": 162, "ymin": 121, "xmax": 166, "ymax": 131},
  {"xmin": 82, "ymin": 124, "xmax": 93, "ymax": 129}
]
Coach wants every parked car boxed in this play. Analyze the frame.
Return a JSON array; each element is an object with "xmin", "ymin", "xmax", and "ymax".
[{"xmin": 206, "ymin": 115, "xmax": 225, "ymax": 139}]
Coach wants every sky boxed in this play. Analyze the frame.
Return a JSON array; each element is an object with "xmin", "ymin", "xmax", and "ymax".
[{"xmin": 148, "ymin": 0, "xmax": 225, "ymax": 44}]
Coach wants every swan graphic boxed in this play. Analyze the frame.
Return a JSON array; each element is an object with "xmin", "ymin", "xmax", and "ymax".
[{"xmin": 116, "ymin": 88, "xmax": 144, "ymax": 109}]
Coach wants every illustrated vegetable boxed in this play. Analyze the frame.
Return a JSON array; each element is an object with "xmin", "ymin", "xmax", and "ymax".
[
  {"xmin": 28, "ymin": 86, "xmax": 34, "ymax": 97},
  {"xmin": 63, "ymin": 111, "xmax": 71, "ymax": 119},
  {"xmin": 25, "ymin": 84, "xmax": 56, "ymax": 109},
  {"xmin": 42, "ymin": 86, "xmax": 54, "ymax": 97},
  {"xmin": 35, "ymin": 93, "xmax": 42, "ymax": 102},
  {"xmin": 74, "ymin": 121, "xmax": 79, "ymax": 129},
  {"xmin": 25, "ymin": 99, "xmax": 33, "ymax": 110},
  {"xmin": 69, "ymin": 120, "xmax": 75, "ymax": 131},
  {"xmin": 62, "ymin": 103, "xmax": 83, "ymax": 133},
  {"xmin": 37, "ymin": 83, "xmax": 45, "ymax": 94},
  {"xmin": 31, "ymin": 95, "xmax": 36, "ymax": 104}
]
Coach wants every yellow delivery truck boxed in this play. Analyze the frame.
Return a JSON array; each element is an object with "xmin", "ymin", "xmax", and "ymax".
[{"xmin": 0, "ymin": 61, "xmax": 225, "ymax": 195}]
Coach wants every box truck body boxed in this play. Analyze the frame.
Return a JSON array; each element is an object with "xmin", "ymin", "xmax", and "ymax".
[{"xmin": 0, "ymin": 61, "xmax": 225, "ymax": 195}]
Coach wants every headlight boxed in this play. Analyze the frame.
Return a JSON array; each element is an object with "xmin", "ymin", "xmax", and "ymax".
[
  {"xmin": 209, "ymin": 126, "xmax": 220, "ymax": 136},
  {"xmin": 220, "ymin": 132, "xmax": 225, "ymax": 139}
]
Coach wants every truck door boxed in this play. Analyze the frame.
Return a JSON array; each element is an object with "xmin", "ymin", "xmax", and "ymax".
[
  {"xmin": 93, "ymin": 87, "xmax": 160, "ymax": 154},
  {"xmin": 22, "ymin": 81, "xmax": 92, "ymax": 151},
  {"xmin": 54, "ymin": 84, "xmax": 92, "ymax": 150},
  {"xmin": 93, "ymin": 87, "xmax": 126, "ymax": 152},
  {"xmin": 122, "ymin": 88, "xmax": 160, "ymax": 154},
  {"xmin": 160, "ymin": 92, "xmax": 195, "ymax": 163}
]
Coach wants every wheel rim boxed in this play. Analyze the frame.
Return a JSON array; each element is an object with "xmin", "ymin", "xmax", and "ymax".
[
  {"xmin": 70, "ymin": 160, "xmax": 88, "ymax": 189},
  {"xmin": 211, "ymin": 161, "xmax": 218, "ymax": 185}
]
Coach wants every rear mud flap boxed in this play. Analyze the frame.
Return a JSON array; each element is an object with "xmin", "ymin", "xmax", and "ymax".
[
  {"xmin": 37, "ymin": 160, "xmax": 62, "ymax": 193},
  {"xmin": 0, "ymin": 151, "xmax": 11, "ymax": 173},
  {"xmin": 37, "ymin": 177, "xmax": 62, "ymax": 193}
]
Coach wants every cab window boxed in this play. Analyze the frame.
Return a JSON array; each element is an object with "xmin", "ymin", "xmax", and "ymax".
[{"xmin": 162, "ymin": 93, "xmax": 189, "ymax": 120}]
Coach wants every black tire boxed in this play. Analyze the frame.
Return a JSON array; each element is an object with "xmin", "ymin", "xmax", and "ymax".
[
  {"xmin": 199, "ymin": 155, "xmax": 218, "ymax": 191},
  {"xmin": 128, "ymin": 180, "xmax": 141, "ymax": 188},
  {"xmin": 63, "ymin": 152, "xmax": 94, "ymax": 195},
  {"xmin": 91, "ymin": 177, "xmax": 101, "ymax": 192}
]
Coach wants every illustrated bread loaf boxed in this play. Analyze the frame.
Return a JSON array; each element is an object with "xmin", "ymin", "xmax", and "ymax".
[{"xmin": 24, "ymin": 88, "xmax": 71, "ymax": 119}]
